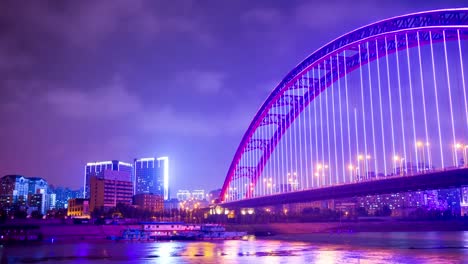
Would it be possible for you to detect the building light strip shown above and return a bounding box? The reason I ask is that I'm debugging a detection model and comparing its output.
[157,157,169,200]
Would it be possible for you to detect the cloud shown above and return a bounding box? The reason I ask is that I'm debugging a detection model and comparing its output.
[0,0,213,50]
[292,0,421,30]
[176,70,227,94]
[0,43,32,72]
[139,105,251,137]
[38,75,247,137]
[241,7,283,26]
[44,78,142,119]
[165,17,215,46]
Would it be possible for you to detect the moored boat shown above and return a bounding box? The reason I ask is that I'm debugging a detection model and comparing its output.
[112,222,246,241]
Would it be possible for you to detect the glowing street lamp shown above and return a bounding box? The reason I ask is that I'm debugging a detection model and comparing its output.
[393,155,405,175]
[357,154,365,180]
[316,163,328,187]
[348,164,357,182]
[454,143,464,167]
[464,145,468,167]
[416,141,424,172]
[394,155,400,175]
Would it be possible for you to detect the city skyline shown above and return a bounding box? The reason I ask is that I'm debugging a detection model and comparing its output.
[1,0,467,194]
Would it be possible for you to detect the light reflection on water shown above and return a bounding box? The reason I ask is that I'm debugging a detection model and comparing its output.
[0,232,467,263]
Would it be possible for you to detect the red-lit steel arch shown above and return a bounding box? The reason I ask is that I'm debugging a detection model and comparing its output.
[220,8,468,202]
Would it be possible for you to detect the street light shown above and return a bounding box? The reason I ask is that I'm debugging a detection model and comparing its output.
[454,143,464,167]
[366,155,372,180]
[348,164,357,182]
[357,154,364,181]
[416,141,425,172]
[394,155,400,175]
[394,155,405,175]
[316,163,328,187]
[464,145,468,168]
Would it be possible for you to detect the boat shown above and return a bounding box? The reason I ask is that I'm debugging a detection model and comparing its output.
[0,224,43,244]
[112,222,246,241]
[197,224,247,240]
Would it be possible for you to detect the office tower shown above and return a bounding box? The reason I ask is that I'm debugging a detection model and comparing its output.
[84,160,133,198]
[89,170,133,212]
[134,158,160,195]
[134,157,170,200]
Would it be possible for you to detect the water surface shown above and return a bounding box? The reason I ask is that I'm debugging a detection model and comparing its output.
[1,231,467,263]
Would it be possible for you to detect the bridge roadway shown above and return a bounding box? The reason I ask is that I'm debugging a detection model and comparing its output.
[220,168,468,208]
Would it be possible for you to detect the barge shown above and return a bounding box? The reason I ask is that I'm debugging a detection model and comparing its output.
[112,222,246,241]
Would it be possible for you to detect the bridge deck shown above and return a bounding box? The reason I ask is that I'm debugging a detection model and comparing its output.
[221,168,468,208]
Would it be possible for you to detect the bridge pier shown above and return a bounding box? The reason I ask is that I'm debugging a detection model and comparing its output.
[461,186,468,216]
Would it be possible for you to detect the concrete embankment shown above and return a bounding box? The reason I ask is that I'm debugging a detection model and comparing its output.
[228,220,468,235]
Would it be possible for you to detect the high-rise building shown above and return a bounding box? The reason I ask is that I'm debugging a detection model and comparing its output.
[0,175,49,214]
[89,170,133,212]
[177,190,191,201]
[191,190,205,201]
[134,157,169,200]
[134,158,161,196]
[84,160,133,198]
[157,157,169,200]
[27,177,49,214]
[0,175,29,210]
[49,186,82,209]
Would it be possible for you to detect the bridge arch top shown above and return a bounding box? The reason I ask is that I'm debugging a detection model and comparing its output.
[220,8,468,202]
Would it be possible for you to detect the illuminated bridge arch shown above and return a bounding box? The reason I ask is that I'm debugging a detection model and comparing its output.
[220,9,468,203]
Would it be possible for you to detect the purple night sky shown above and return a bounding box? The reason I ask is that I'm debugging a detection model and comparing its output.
[0,0,466,195]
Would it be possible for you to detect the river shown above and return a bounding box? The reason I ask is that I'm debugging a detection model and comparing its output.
[1,231,467,263]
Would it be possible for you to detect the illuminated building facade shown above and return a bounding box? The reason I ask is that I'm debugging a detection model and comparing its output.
[0,175,29,209]
[133,193,164,212]
[134,157,169,200]
[176,190,191,201]
[50,186,81,209]
[84,160,133,198]
[0,175,49,214]
[89,170,133,212]
[191,190,205,200]
[67,198,90,218]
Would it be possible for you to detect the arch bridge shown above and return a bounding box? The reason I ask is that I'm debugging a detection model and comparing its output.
[220,9,468,207]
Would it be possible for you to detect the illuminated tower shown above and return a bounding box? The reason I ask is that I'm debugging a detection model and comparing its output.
[134,157,169,200]
[83,160,133,198]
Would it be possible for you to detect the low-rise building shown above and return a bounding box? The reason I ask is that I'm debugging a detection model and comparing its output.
[89,170,133,212]
[67,198,90,218]
[133,194,164,212]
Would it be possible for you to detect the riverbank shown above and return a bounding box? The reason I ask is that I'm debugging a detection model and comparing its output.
[227,220,468,235]
[4,219,468,243]
[39,224,140,242]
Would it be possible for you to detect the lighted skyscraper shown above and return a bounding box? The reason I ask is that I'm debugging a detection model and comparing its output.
[134,157,169,200]
[83,160,133,198]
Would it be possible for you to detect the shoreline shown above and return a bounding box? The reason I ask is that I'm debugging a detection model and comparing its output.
[2,219,468,243]
[228,220,468,235]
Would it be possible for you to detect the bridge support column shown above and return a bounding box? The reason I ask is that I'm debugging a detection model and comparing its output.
[461,186,468,217]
